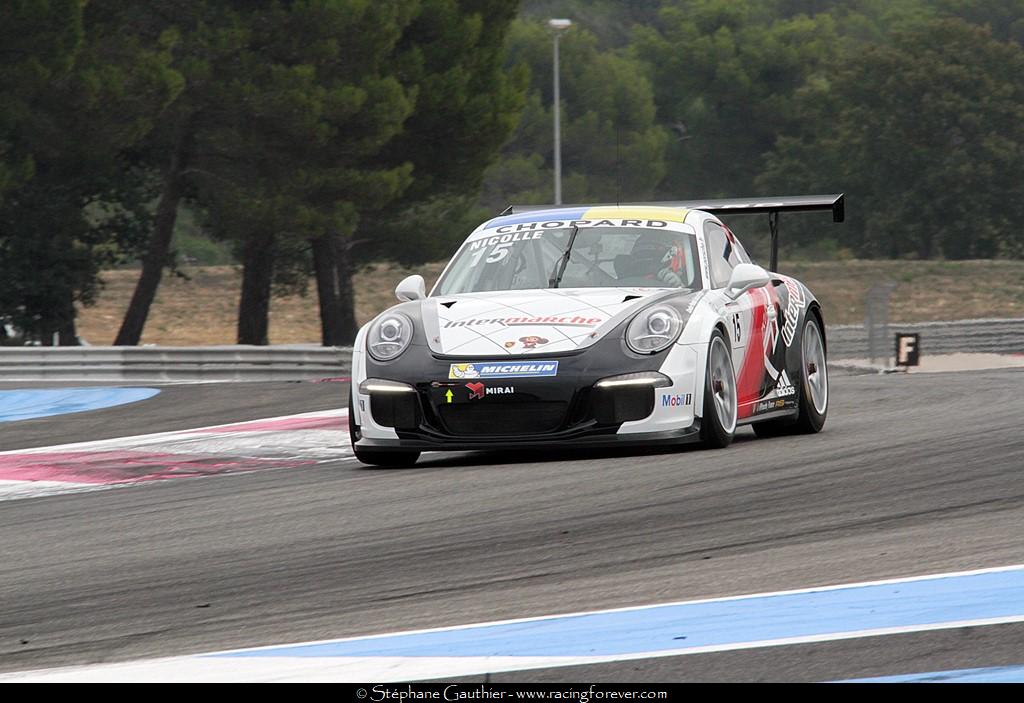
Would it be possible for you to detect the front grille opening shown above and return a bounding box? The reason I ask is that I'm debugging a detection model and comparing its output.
[439,401,568,436]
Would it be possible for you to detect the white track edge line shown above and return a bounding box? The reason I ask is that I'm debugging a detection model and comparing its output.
[0,408,349,456]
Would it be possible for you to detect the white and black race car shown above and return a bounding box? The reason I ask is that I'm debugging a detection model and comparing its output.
[349,195,844,467]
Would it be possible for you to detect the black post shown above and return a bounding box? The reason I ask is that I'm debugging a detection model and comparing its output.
[769,210,780,272]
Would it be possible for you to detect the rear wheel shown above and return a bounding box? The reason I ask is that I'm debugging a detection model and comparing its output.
[752,314,828,437]
[349,390,421,467]
[793,314,828,433]
[700,330,737,448]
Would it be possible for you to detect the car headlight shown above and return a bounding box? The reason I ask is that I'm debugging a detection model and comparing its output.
[625,305,684,354]
[367,312,414,361]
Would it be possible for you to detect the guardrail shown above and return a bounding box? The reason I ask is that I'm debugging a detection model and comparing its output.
[1,318,1021,381]
[0,345,353,382]
[826,318,1024,360]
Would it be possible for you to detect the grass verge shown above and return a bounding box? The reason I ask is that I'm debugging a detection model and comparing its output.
[75,259,1024,345]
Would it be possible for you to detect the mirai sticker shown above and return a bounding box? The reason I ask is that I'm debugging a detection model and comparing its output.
[448,361,559,380]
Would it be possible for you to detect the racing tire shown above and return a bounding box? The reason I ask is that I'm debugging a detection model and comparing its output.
[752,314,828,437]
[699,329,737,449]
[349,390,421,468]
[792,314,828,433]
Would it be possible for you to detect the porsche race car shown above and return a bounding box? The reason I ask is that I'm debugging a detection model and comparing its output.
[349,194,844,466]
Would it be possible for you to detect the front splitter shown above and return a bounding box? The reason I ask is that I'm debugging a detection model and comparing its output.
[354,421,703,453]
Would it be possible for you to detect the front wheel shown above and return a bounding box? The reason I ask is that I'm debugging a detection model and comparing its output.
[700,330,737,448]
[349,390,421,467]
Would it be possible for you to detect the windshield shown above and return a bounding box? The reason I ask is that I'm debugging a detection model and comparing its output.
[435,226,702,295]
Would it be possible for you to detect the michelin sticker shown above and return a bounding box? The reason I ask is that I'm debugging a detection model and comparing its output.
[449,361,559,380]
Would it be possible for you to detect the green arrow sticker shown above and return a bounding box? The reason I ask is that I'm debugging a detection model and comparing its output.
[445,389,453,404]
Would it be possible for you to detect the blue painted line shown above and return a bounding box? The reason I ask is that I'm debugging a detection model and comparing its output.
[842,665,1024,683]
[212,567,1024,659]
[0,387,160,423]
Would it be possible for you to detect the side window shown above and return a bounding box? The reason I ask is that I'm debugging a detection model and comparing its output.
[703,221,735,288]
[722,224,751,264]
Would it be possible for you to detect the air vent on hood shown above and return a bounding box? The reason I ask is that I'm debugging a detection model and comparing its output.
[622,295,642,303]
[440,301,456,308]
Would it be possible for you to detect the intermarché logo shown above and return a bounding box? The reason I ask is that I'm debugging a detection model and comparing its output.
[363,685,671,702]
[443,315,603,328]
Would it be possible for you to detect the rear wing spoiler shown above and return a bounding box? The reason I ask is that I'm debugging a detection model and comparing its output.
[501,193,845,272]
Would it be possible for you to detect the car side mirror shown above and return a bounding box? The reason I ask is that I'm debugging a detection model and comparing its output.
[725,263,770,300]
[395,274,426,302]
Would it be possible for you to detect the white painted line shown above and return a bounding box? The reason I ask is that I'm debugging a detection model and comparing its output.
[0,479,113,501]
[0,408,348,456]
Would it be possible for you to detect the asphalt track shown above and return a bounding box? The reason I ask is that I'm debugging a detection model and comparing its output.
[0,368,1022,681]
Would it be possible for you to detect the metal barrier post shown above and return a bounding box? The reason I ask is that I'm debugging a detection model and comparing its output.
[865,281,897,365]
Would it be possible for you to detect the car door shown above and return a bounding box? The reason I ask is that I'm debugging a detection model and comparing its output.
[703,220,774,419]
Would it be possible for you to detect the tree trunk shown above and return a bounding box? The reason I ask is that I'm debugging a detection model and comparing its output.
[312,233,358,346]
[237,229,275,345]
[39,293,79,346]
[312,235,341,345]
[57,315,78,346]
[113,122,192,346]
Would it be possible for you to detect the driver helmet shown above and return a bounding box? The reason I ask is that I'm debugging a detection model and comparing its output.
[630,233,688,279]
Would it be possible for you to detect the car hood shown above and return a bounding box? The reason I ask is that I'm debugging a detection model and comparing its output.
[420,287,680,356]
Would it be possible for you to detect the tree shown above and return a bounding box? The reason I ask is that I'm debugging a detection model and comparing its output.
[0,0,180,344]
[936,0,1024,44]
[477,18,670,211]
[520,0,663,48]
[113,0,253,346]
[0,1,84,343]
[223,0,419,345]
[631,0,840,199]
[0,0,83,205]
[111,1,522,347]
[310,0,528,345]
[109,0,414,346]
[759,18,1024,259]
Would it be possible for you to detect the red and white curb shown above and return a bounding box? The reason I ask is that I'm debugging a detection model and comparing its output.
[0,409,353,501]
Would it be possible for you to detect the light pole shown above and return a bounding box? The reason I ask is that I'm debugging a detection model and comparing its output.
[549,18,572,204]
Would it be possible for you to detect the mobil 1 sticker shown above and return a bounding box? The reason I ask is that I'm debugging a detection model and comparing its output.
[449,360,558,380]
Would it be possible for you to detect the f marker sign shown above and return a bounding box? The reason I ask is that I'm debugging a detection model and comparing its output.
[896,333,920,367]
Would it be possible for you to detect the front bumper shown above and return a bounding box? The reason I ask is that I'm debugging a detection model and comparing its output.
[352,337,700,452]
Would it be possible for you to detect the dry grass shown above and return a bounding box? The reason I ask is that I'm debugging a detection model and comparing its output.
[786,260,1024,325]
[77,262,447,346]
[76,259,1024,345]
